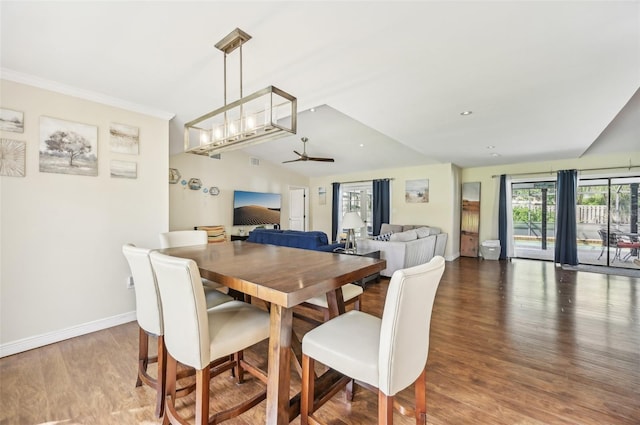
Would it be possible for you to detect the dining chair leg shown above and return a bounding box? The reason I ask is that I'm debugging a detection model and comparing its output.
[300,354,315,425]
[234,351,244,384]
[414,368,427,425]
[378,390,394,425]
[155,336,167,418]
[163,354,178,425]
[136,326,148,387]
[345,379,355,401]
[195,367,210,425]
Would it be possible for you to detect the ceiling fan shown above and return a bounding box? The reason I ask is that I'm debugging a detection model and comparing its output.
[283,137,335,163]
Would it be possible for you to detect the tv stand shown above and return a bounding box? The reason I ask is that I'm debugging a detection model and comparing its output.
[231,235,249,241]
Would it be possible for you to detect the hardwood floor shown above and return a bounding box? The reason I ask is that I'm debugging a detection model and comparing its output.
[1,257,638,424]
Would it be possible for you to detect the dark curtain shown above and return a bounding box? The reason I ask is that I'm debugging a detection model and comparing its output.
[498,175,508,260]
[331,182,341,242]
[372,179,390,235]
[554,169,578,265]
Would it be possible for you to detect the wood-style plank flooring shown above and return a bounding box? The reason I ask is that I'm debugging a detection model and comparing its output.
[1,257,638,424]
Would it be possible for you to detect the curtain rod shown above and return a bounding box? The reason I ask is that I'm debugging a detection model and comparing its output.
[332,178,395,185]
[491,162,639,178]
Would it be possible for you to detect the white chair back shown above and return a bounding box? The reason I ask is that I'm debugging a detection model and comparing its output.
[122,244,163,336]
[159,230,208,249]
[149,251,210,370]
[378,255,445,395]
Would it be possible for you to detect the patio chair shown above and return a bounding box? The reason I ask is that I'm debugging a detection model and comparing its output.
[614,233,640,262]
[597,229,621,261]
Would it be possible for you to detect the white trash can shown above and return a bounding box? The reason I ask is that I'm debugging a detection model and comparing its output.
[480,240,501,260]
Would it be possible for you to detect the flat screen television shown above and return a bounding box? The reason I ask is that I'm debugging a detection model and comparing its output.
[233,190,281,226]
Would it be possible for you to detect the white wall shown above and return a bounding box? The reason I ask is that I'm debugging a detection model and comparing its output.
[0,80,170,356]
[462,151,640,244]
[169,152,309,235]
[309,163,459,260]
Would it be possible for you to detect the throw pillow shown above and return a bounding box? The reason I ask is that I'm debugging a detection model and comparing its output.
[415,227,432,238]
[390,229,418,242]
[372,232,393,241]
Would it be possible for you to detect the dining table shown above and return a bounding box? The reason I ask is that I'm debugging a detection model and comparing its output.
[157,240,386,424]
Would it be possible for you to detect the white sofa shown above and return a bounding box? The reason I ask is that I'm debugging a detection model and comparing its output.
[358,224,447,277]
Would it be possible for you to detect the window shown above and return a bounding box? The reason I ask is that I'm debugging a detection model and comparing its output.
[340,182,372,238]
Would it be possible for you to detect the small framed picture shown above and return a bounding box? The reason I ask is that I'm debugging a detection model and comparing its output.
[0,108,24,133]
[109,123,139,155]
[110,160,137,179]
[405,179,429,203]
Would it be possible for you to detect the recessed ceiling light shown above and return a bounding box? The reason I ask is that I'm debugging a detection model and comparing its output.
[490,152,501,157]
[309,108,316,112]
[359,143,364,147]
[460,110,473,116]
[486,145,495,149]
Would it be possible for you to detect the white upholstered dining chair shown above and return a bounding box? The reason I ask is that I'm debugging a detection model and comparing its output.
[149,251,271,425]
[297,283,364,323]
[159,230,229,293]
[300,256,445,425]
[121,244,233,418]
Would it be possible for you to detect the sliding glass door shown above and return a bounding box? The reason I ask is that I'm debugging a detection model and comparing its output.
[511,181,556,261]
[579,177,639,268]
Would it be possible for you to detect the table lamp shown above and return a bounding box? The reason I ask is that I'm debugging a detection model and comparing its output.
[342,212,365,253]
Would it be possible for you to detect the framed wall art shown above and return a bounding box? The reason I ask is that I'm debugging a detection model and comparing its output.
[0,108,24,133]
[39,116,98,176]
[109,122,139,155]
[405,179,429,203]
[110,160,137,179]
[0,138,26,177]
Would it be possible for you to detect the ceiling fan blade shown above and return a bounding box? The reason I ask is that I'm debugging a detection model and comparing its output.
[293,150,303,157]
[282,158,304,164]
[308,157,335,162]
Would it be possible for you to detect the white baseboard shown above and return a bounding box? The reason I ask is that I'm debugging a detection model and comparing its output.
[446,252,460,261]
[0,311,137,358]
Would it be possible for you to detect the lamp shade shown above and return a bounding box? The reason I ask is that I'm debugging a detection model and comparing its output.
[342,212,365,229]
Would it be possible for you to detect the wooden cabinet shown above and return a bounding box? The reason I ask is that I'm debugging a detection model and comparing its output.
[461,232,479,257]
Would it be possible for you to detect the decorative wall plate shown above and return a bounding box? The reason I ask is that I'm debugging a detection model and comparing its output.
[0,138,26,177]
[188,178,202,190]
[210,186,220,196]
[169,168,181,184]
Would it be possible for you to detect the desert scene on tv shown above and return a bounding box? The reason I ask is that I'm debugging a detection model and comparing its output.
[233,191,281,226]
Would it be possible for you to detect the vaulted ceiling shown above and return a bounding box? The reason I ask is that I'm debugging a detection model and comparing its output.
[1,1,638,177]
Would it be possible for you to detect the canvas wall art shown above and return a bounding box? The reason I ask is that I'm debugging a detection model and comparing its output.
[0,138,26,177]
[110,160,137,179]
[39,116,98,176]
[318,187,326,205]
[405,179,429,203]
[461,182,481,257]
[0,108,24,133]
[109,123,139,155]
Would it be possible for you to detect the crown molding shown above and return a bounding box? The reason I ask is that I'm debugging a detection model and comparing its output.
[1,68,175,121]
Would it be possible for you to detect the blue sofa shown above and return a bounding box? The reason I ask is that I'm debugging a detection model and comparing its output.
[247,229,344,252]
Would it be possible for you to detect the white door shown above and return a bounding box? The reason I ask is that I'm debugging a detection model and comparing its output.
[289,187,306,231]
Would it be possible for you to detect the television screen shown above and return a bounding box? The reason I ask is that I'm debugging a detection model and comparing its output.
[233,190,281,226]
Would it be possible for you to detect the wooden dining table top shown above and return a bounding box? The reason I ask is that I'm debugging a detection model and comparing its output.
[156,240,386,308]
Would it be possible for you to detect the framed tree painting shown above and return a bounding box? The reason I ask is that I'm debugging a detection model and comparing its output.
[39,116,98,176]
